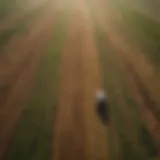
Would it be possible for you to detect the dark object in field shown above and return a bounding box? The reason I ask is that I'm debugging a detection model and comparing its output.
[96,91,109,125]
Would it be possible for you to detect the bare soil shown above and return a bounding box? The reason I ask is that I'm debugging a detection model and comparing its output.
[53,0,109,160]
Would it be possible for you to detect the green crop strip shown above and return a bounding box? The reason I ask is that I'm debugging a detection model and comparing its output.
[117,6,160,70]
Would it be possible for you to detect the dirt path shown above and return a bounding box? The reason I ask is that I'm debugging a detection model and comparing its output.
[78,1,109,159]
[0,4,61,159]
[54,0,109,159]
[53,12,85,160]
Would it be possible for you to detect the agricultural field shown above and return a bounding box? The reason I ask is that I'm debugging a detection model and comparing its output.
[110,0,160,70]
[0,0,159,160]
[110,0,160,22]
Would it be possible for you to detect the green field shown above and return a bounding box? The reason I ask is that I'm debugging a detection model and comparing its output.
[95,26,158,160]
[0,0,17,19]
[0,1,51,50]
[0,0,47,19]
[0,0,27,19]
[4,6,70,160]
[86,0,159,159]
[115,5,160,70]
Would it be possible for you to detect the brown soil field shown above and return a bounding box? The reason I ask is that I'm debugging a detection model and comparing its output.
[53,0,109,160]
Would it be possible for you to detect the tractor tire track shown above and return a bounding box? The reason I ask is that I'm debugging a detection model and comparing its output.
[79,0,109,159]
[53,10,86,160]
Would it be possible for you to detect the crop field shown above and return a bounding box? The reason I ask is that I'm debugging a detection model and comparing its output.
[0,0,159,160]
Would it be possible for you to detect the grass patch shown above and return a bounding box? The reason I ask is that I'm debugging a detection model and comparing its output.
[0,0,17,19]
[119,7,160,69]
[5,5,71,160]
[0,0,46,19]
